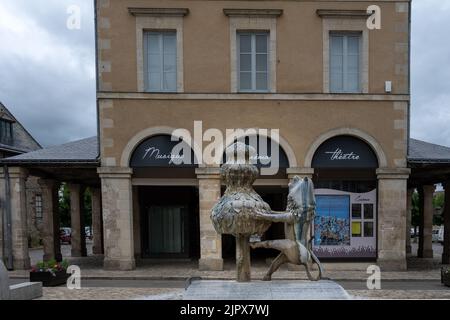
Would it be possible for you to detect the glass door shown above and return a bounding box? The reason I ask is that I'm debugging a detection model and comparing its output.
[148,206,187,256]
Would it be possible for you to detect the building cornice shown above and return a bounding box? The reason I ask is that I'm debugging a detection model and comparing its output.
[316,9,371,19]
[223,8,283,18]
[128,7,190,17]
[97,92,410,102]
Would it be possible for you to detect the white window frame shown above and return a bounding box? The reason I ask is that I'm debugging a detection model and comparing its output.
[135,16,184,93]
[321,18,369,94]
[329,32,362,93]
[237,32,270,93]
[144,31,178,93]
[229,17,277,93]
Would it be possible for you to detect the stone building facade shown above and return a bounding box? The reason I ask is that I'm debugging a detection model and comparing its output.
[0,102,42,258]
[95,0,412,270]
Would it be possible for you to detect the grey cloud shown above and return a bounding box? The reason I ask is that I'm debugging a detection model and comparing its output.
[0,0,449,149]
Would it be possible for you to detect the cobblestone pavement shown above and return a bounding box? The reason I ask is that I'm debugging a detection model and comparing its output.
[37,287,184,300]
[10,259,443,281]
[35,288,450,300]
[349,290,450,300]
[14,242,448,300]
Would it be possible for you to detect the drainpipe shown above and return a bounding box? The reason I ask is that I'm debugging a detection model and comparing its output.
[2,165,13,270]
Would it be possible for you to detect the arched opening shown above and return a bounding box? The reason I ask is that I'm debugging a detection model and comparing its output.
[130,134,199,260]
[311,135,378,261]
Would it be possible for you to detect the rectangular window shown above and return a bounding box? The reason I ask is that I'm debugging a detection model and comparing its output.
[351,203,362,219]
[35,194,43,220]
[330,33,361,93]
[364,221,374,237]
[0,119,13,145]
[238,32,269,92]
[144,31,177,92]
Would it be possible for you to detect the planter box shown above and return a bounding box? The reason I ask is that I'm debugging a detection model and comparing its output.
[441,266,450,287]
[30,271,69,287]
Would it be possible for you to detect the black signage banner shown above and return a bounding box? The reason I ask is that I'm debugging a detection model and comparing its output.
[312,136,378,168]
[130,135,196,168]
[222,136,290,168]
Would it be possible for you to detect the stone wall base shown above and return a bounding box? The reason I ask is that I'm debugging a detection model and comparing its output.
[420,249,434,259]
[376,258,407,271]
[14,258,31,270]
[104,258,136,271]
[199,258,224,271]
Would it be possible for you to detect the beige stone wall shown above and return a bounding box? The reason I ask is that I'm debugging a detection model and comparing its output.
[100,98,408,169]
[97,0,410,95]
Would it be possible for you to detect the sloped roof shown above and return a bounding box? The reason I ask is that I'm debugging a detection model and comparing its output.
[408,138,450,163]
[0,136,99,165]
[0,101,42,153]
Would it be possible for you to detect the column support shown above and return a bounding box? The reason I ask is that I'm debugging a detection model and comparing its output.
[196,167,224,271]
[38,179,62,262]
[68,184,87,257]
[406,188,414,255]
[98,167,135,270]
[1,167,31,270]
[418,185,435,258]
[91,187,103,255]
[443,181,450,264]
[376,168,410,271]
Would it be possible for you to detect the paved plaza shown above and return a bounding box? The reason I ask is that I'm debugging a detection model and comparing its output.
[7,242,448,300]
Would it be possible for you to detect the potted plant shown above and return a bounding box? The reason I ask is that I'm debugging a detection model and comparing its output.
[30,259,70,287]
[442,266,450,287]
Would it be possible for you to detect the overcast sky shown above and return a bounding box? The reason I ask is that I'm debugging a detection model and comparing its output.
[0,0,449,148]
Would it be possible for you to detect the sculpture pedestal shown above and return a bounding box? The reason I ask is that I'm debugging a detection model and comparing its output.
[236,235,251,282]
[184,280,351,300]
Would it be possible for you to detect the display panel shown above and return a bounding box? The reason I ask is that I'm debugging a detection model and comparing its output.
[314,195,350,246]
[313,189,377,259]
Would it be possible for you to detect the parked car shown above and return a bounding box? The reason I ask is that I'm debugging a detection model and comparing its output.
[439,226,444,244]
[85,226,93,240]
[432,228,441,243]
[60,228,71,244]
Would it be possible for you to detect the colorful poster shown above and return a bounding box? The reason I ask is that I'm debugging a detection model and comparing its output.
[314,195,350,246]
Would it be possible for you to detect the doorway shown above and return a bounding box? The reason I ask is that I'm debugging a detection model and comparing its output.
[139,186,199,259]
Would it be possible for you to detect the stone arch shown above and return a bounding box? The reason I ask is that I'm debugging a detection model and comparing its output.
[120,126,203,167]
[304,127,387,168]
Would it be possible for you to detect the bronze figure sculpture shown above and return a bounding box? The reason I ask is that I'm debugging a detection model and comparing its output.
[251,176,324,281]
[211,142,272,282]
[211,142,323,282]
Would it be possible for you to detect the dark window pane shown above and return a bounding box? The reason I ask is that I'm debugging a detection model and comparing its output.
[364,222,374,237]
[239,34,251,53]
[256,34,268,53]
[352,204,362,219]
[364,204,374,219]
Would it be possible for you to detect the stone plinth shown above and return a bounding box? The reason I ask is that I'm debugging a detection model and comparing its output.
[184,280,351,300]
